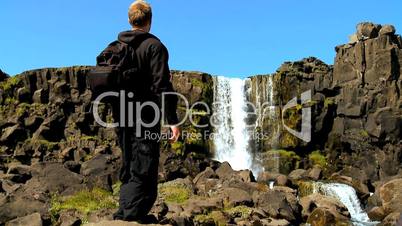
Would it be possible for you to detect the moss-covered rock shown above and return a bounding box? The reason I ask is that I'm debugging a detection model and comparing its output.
[308,151,327,169]
[50,188,118,223]
[158,180,193,204]
[194,211,228,226]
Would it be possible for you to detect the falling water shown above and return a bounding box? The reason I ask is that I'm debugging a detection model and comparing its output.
[269,181,275,190]
[212,76,252,171]
[314,182,379,226]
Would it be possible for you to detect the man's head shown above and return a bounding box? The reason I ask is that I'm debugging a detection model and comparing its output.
[128,0,152,32]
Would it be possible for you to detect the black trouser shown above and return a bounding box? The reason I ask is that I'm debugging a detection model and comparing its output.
[113,128,160,221]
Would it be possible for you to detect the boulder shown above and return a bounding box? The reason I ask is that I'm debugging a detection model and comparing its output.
[192,167,217,185]
[367,206,386,221]
[308,167,322,181]
[306,207,345,226]
[238,170,256,183]
[288,169,308,181]
[80,154,120,190]
[356,22,381,40]
[379,178,402,215]
[379,25,396,36]
[32,89,48,104]
[254,190,298,222]
[381,212,402,226]
[26,162,85,195]
[182,196,223,215]
[300,193,350,221]
[215,161,235,180]
[16,87,31,103]
[220,187,253,207]
[5,213,42,226]
[257,172,289,186]
[0,125,26,145]
[0,196,46,224]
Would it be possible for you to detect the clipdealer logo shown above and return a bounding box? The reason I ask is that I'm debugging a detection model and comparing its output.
[91,90,312,142]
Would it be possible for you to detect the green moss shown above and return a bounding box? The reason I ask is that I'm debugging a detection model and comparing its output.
[171,141,185,156]
[50,188,118,223]
[16,103,30,117]
[297,181,316,197]
[360,130,369,137]
[81,136,97,141]
[276,149,300,160]
[190,78,204,88]
[194,211,227,226]
[158,182,192,204]
[112,181,122,196]
[224,205,253,219]
[33,139,59,151]
[309,151,327,168]
[4,97,16,105]
[0,76,21,94]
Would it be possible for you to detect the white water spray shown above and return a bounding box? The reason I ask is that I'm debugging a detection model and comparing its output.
[212,76,252,171]
[314,182,379,226]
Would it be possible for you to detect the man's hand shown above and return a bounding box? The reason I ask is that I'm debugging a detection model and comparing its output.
[169,126,180,142]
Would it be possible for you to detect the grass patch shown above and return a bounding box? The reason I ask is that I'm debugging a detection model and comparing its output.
[158,182,192,204]
[276,149,300,160]
[360,130,369,137]
[224,205,253,219]
[309,150,327,168]
[194,211,227,226]
[50,188,118,222]
[297,181,316,197]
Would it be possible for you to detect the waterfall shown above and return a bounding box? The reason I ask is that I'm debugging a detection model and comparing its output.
[314,182,379,226]
[212,76,253,171]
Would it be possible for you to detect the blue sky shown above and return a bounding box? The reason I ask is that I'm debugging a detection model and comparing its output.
[1,0,401,77]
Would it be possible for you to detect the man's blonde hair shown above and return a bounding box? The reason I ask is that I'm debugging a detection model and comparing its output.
[128,0,152,27]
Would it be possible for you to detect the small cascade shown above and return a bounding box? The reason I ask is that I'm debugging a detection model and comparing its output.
[212,76,253,171]
[269,181,275,190]
[314,182,379,226]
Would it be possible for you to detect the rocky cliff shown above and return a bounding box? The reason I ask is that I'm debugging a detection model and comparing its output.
[0,22,401,226]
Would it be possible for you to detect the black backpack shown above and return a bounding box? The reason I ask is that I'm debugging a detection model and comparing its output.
[87,36,149,98]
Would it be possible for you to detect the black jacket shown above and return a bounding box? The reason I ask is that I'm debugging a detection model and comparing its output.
[117,30,179,126]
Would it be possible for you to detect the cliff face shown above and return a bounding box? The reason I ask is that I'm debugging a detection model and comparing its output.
[247,23,401,184]
[0,67,214,223]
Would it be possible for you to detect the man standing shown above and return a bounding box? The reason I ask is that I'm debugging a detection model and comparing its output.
[112,0,180,222]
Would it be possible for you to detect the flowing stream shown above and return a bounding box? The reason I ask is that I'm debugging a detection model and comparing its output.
[314,182,379,226]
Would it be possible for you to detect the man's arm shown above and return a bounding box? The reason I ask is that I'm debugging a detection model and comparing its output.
[149,42,180,141]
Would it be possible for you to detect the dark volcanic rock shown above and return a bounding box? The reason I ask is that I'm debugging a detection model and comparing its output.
[5,212,42,226]
[0,70,9,82]
[356,22,381,40]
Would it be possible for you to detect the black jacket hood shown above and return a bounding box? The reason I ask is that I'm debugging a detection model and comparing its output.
[118,30,158,44]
